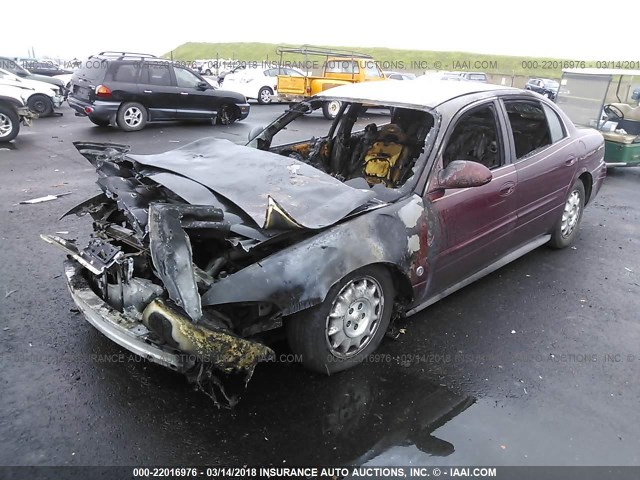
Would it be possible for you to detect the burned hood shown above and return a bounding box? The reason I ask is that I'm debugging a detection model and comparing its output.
[126,137,376,230]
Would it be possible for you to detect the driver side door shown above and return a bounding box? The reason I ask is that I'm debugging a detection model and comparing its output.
[173,66,216,120]
[424,100,518,296]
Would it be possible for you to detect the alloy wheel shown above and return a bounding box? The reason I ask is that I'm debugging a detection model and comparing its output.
[325,276,384,358]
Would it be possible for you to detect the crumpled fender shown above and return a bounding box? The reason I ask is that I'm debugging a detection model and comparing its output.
[202,196,429,315]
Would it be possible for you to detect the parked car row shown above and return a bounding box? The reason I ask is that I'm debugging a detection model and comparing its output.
[221,66,306,104]
[0,68,64,116]
[10,57,74,77]
[0,56,67,116]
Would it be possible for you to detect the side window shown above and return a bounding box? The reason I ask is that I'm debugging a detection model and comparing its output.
[109,63,139,83]
[503,100,552,159]
[442,104,502,170]
[542,104,566,143]
[140,63,172,86]
[174,67,201,88]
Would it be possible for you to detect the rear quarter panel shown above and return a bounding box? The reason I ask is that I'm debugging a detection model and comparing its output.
[556,95,607,203]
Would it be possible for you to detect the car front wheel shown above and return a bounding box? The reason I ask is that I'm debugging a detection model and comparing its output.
[0,105,20,142]
[116,102,148,131]
[257,87,273,105]
[27,94,54,117]
[549,179,585,249]
[286,265,395,374]
[215,104,237,125]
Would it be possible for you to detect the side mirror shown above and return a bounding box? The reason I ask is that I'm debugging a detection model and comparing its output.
[437,160,492,189]
[248,125,264,142]
[197,81,209,90]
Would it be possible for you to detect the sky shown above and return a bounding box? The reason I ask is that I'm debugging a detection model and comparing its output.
[4,0,637,61]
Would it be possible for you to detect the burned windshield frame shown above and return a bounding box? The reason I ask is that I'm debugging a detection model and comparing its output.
[247,100,439,200]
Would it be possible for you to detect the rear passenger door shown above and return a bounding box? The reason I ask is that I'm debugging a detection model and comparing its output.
[138,62,178,120]
[500,98,577,242]
[107,61,141,98]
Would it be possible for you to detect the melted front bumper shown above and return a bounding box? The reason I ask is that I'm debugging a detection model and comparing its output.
[64,259,192,372]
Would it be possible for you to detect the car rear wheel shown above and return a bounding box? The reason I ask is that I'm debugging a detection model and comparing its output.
[286,265,394,374]
[0,105,20,142]
[257,87,273,105]
[215,104,237,125]
[27,94,54,117]
[322,100,342,120]
[89,117,110,127]
[549,179,585,249]
[116,102,148,131]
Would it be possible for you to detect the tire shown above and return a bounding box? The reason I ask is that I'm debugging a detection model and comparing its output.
[88,117,110,127]
[215,104,237,125]
[257,87,273,105]
[27,94,54,117]
[0,105,20,142]
[286,265,395,374]
[548,179,586,249]
[322,100,342,120]
[205,69,212,76]
[116,102,148,131]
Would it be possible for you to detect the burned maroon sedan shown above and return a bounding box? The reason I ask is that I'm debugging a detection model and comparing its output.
[43,80,606,402]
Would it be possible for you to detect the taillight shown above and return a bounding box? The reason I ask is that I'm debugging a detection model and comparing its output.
[95,84,112,98]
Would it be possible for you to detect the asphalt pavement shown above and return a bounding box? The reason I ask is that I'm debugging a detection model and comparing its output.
[0,104,639,469]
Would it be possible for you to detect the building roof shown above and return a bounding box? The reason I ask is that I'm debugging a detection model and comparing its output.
[563,68,640,77]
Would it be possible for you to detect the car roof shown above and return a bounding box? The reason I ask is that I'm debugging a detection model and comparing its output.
[315,79,516,109]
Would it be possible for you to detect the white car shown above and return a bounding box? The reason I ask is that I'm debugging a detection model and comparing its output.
[0,68,64,116]
[222,67,305,104]
[0,84,38,142]
[53,73,73,92]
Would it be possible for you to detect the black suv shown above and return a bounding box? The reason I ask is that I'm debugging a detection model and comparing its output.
[68,52,250,131]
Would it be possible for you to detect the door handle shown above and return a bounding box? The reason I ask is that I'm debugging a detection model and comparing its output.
[499,181,516,197]
[565,155,577,166]
[143,90,152,93]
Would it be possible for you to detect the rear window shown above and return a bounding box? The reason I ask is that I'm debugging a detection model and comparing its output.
[325,60,360,74]
[72,57,110,84]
